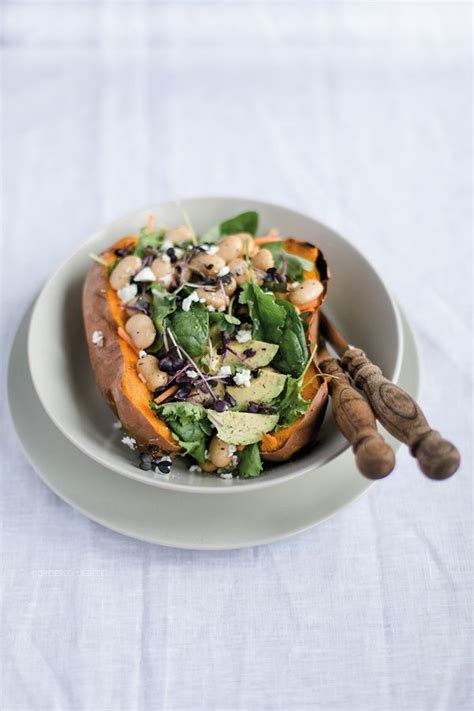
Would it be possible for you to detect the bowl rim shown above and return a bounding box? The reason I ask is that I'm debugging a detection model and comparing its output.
[28,195,404,494]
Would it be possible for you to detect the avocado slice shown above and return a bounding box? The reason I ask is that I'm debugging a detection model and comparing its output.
[227,368,287,407]
[207,411,278,445]
[226,340,279,368]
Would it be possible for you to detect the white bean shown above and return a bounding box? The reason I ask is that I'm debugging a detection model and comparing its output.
[151,258,173,281]
[196,288,229,311]
[109,255,142,290]
[190,253,226,277]
[166,225,194,243]
[288,279,324,306]
[252,248,274,271]
[217,235,243,262]
[136,354,168,391]
[125,314,156,349]
[209,436,233,468]
[228,258,250,285]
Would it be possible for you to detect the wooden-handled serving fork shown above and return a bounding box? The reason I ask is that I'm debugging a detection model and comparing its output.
[319,312,461,480]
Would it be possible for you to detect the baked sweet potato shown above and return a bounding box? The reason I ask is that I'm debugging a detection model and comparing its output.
[83,214,330,475]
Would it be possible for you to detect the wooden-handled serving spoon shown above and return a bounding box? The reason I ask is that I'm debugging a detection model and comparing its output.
[319,312,461,480]
[317,339,396,480]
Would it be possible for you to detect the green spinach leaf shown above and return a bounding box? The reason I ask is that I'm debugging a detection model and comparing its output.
[271,299,308,377]
[209,311,240,336]
[238,443,263,478]
[238,282,286,343]
[263,242,306,282]
[155,402,212,465]
[220,211,259,236]
[168,303,209,358]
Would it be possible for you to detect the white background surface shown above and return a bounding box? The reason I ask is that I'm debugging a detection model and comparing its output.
[1,2,472,710]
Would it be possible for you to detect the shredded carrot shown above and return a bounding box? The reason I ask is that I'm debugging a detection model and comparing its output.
[147,213,155,233]
[117,327,141,355]
[296,298,320,313]
[154,385,178,405]
[255,230,282,246]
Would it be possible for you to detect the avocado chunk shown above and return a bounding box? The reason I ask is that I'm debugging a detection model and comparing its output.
[226,340,279,368]
[227,368,287,407]
[207,411,278,445]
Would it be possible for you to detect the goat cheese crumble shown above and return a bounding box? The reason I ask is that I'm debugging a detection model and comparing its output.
[91,330,104,348]
[235,329,252,343]
[121,435,136,450]
[233,369,252,387]
[134,267,156,282]
[117,283,138,304]
[182,290,200,312]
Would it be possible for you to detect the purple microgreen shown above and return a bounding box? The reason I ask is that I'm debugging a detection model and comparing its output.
[166,328,217,402]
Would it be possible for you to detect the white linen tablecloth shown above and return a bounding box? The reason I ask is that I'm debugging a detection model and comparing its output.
[1,2,472,709]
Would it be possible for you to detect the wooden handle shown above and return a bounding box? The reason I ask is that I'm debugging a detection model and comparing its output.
[341,348,461,480]
[319,356,396,480]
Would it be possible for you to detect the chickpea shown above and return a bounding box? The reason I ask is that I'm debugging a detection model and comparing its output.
[288,279,324,307]
[196,287,228,311]
[252,248,274,271]
[165,225,194,243]
[190,252,226,278]
[217,235,243,262]
[151,257,173,282]
[125,314,156,349]
[228,258,250,286]
[109,255,142,290]
[136,354,168,391]
[209,436,234,468]
[223,276,237,297]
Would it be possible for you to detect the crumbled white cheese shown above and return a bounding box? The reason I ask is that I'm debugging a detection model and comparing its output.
[207,305,216,312]
[159,274,172,286]
[189,464,202,473]
[217,365,232,377]
[218,266,230,277]
[134,267,156,282]
[186,369,198,379]
[117,283,138,304]
[207,245,219,255]
[233,369,252,387]
[220,472,233,480]
[139,350,147,359]
[161,240,174,251]
[91,330,104,348]
[113,419,123,430]
[235,329,252,343]
[121,435,136,450]
[182,290,200,312]
[160,253,171,263]
[228,444,237,455]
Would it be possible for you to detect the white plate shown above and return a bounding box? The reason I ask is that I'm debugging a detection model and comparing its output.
[8,307,419,549]
[27,197,404,492]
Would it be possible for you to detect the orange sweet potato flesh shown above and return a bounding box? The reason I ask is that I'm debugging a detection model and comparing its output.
[83,236,180,453]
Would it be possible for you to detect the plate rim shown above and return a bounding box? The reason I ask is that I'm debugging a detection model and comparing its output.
[9,305,419,549]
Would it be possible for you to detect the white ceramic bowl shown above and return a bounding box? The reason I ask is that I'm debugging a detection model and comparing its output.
[28,197,403,493]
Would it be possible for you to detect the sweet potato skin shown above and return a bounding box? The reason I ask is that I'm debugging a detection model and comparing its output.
[82,241,179,453]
